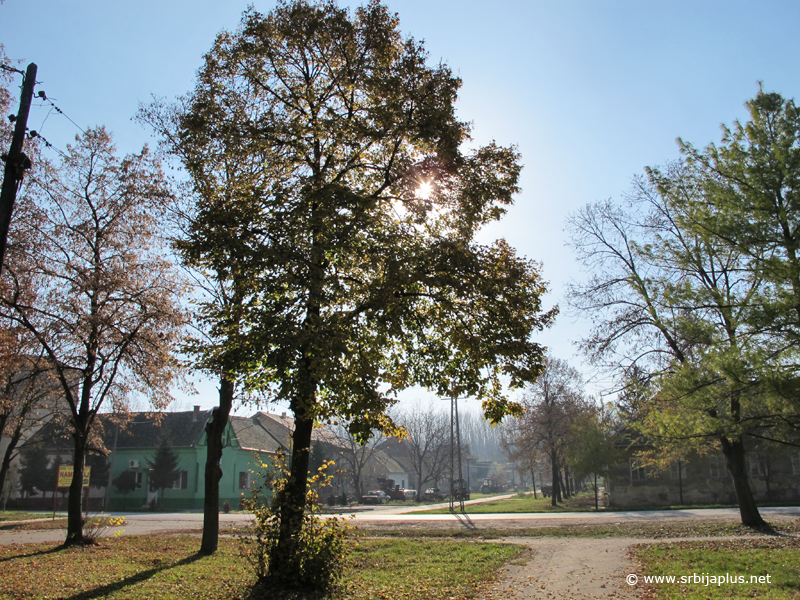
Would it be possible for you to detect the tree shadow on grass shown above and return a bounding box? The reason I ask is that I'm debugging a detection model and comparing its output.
[59,553,205,600]
[754,521,792,538]
[453,512,477,530]
[0,544,65,563]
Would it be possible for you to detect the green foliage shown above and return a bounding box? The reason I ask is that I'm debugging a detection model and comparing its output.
[146,438,180,500]
[566,403,618,480]
[241,451,355,591]
[112,470,138,496]
[18,451,55,496]
[567,89,800,526]
[85,452,110,490]
[144,0,554,436]
[143,0,555,564]
[674,89,800,405]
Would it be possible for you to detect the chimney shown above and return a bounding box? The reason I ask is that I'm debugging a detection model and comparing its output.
[193,405,201,422]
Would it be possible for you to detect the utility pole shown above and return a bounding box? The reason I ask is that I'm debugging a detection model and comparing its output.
[0,62,37,275]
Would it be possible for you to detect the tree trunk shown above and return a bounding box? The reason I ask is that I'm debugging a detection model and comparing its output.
[0,424,23,494]
[550,449,559,507]
[720,436,766,528]
[199,377,234,555]
[530,467,537,499]
[677,460,684,505]
[594,473,598,510]
[65,426,88,545]
[353,467,362,502]
[271,406,314,580]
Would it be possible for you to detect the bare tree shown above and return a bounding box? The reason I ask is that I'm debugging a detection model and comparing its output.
[566,168,772,527]
[0,128,186,544]
[328,421,387,499]
[395,405,449,498]
[502,419,547,496]
[507,356,584,506]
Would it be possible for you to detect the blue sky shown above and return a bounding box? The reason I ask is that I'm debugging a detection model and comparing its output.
[2,0,799,411]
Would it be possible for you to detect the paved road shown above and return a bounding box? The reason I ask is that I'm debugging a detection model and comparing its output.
[2,505,799,545]
[352,505,800,523]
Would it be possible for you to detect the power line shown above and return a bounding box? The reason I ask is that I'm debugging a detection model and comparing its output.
[28,130,69,161]
[34,90,86,134]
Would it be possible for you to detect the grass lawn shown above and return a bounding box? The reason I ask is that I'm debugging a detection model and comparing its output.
[355,492,506,509]
[0,512,56,523]
[411,491,600,514]
[632,538,800,599]
[0,515,125,533]
[0,534,521,600]
[365,519,800,540]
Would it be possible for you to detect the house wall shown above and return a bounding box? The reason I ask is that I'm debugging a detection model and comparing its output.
[108,446,272,511]
[607,448,800,508]
[109,447,200,510]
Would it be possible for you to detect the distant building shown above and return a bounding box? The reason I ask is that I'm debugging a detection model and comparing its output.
[18,408,339,511]
[607,430,800,507]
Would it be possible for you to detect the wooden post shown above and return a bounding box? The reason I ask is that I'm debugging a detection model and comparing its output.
[0,63,37,274]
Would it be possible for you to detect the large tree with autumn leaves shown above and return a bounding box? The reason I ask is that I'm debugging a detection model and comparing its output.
[143,0,556,570]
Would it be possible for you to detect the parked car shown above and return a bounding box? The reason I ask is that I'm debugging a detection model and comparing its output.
[423,488,446,501]
[480,477,504,494]
[360,490,389,504]
[401,489,417,500]
[385,487,406,501]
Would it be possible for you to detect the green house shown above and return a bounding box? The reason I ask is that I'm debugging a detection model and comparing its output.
[22,407,293,511]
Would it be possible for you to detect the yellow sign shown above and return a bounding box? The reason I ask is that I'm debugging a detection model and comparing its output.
[57,465,91,488]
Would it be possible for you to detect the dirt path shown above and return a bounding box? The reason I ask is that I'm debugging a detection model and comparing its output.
[482,537,640,600]
[480,531,800,600]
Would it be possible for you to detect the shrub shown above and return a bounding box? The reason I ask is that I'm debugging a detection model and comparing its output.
[240,450,355,591]
[81,514,126,544]
[222,500,231,513]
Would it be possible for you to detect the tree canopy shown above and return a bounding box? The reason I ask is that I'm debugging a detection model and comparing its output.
[0,127,186,544]
[566,88,800,527]
[144,0,556,568]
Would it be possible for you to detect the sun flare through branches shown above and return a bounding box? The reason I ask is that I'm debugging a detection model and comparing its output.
[415,180,433,200]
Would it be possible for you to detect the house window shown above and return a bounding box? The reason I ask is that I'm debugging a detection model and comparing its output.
[172,471,188,490]
[134,472,143,490]
[709,456,727,478]
[630,458,647,482]
[239,471,251,490]
[670,462,686,480]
